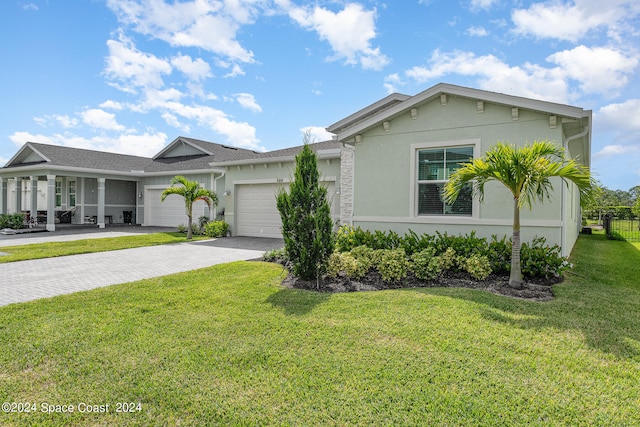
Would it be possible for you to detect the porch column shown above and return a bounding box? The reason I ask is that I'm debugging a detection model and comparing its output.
[14,177,22,214]
[46,175,56,231]
[30,176,38,218]
[97,178,105,228]
[0,177,7,214]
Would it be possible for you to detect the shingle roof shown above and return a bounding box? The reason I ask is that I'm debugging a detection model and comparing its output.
[1,137,341,175]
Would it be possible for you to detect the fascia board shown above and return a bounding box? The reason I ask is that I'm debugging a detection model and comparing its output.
[334,83,589,141]
[0,164,225,180]
[4,142,51,167]
[152,137,213,160]
[210,150,340,168]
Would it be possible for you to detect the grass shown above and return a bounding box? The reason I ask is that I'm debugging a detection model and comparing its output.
[1,234,639,425]
[0,232,208,263]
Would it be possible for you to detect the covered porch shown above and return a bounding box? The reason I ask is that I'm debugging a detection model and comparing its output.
[0,175,141,231]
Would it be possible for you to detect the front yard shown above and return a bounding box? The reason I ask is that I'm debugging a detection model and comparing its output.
[0,233,638,425]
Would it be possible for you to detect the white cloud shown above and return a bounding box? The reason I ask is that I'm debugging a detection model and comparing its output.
[288,3,389,70]
[595,99,640,151]
[512,0,640,42]
[403,49,570,103]
[161,112,191,133]
[383,73,403,94]
[106,0,256,64]
[170,54,212,81]
[546,45,638,95]
[158,101,263,151]
[594,144,640,158]
[80,109,126,131]
[395,45,638,103]
[465,26,488,37]
[104,35,172,92]
[9,131,55,147]
[33,115,79,129]
[99,100,125,110]
[470,0,498,10]
[300,126,335,143]
[22,3,38,11]
[55,115,79,128]
[234,93,262,113]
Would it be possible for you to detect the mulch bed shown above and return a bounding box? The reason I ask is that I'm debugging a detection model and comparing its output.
[280,269,561,301]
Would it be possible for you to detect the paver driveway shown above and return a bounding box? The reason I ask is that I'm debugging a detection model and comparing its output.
[0,231,283,307]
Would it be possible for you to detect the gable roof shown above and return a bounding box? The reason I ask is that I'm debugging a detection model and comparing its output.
[3,142,152,174]
[1,137,340,176]
[327,83,592,142]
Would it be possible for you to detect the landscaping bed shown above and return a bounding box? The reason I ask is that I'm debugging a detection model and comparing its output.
[281,269,558,301]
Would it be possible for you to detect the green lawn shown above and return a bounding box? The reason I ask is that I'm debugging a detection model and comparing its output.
[0,232,207,263]
[0,234,638,426]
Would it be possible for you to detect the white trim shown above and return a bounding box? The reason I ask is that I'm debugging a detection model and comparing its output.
[409,139,481,219]
[331,83,590,141]
[352,215,562,228]
[232,176,337,186]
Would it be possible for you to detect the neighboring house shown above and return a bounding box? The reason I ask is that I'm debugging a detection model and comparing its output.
[0,137,259,231]
[0,83,591,255]
[327,83,591,256]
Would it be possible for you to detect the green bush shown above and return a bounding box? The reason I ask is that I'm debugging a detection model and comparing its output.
[263,247,288,264]
[0,213,25,229]
[204,220,229,237]
[326,251,368,280]
[376,249,410,283]
[439,247,459,272]
[463,254,492,281]
[521,237,570,279]
[487,235,511,274]
[349,245,377,272]
[410,248,441,280]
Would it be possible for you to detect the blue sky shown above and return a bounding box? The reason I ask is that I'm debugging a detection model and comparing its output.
[1,0,639,191]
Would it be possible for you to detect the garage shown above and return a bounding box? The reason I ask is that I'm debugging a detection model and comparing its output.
[145,188,207,228]
[235,182,336,239]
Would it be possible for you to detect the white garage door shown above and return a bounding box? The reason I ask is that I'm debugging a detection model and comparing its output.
[236,183,285,238]
[235,182,335,238]
[145,189,207,228]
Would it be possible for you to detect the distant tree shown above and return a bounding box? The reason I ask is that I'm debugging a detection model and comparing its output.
[445,140,593,289]
[629,185,640,204]
[276,136,334,281]
[161,176,218,240]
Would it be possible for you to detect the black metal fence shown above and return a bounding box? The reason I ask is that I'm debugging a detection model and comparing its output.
[603,214,640,241]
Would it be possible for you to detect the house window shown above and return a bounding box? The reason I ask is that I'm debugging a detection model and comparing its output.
[417,146,473,216]
[69,180,76,207]
[55,181,62,207]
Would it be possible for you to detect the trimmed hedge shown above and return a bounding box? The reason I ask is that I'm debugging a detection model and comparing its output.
[0,213,25,230]
[333,225,570,281]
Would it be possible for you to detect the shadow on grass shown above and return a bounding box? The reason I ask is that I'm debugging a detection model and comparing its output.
[266,288,332,316]
[409,234,640,360]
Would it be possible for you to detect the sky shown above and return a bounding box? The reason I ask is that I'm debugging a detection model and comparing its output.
[1,0,639,191]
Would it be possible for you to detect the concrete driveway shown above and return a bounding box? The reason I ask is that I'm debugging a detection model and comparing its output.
[0,230,283,307]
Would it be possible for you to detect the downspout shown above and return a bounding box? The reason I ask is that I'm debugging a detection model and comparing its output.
[214,170,225,220]
[561,125,590,256]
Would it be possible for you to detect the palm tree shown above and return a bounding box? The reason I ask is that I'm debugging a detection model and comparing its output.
[161,176,218,240]
[444,140,593,289]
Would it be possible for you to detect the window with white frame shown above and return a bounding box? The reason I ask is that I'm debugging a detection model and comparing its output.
[417,146,473,216]
[55,180,62,207]
[68,180,76,207]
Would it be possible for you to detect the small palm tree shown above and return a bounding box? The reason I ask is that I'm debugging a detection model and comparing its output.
[444,140,593,289]
[161,176,218,240]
